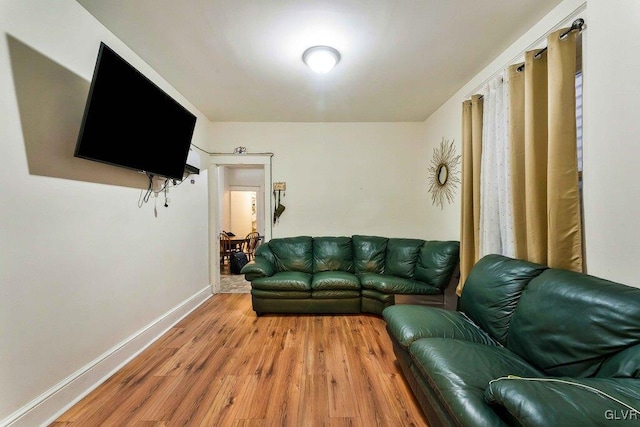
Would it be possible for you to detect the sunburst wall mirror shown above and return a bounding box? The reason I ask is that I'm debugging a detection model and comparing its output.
[428,138,461,209]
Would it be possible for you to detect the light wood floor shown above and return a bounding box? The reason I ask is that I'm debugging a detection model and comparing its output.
[52,294,427,426]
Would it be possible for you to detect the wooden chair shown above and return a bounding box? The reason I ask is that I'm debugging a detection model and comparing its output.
[220,232,236,265]
[243,232,261,261]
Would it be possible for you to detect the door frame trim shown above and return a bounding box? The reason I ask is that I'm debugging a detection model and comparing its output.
[208,154,273,293]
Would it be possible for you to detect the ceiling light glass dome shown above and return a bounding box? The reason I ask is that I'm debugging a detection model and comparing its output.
[302,46,341,74]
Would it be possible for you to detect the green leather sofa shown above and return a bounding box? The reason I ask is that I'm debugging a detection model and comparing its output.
[383,254,640,426]
[240,235,460,315]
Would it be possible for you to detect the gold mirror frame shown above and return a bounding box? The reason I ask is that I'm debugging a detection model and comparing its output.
[428,138,461,209]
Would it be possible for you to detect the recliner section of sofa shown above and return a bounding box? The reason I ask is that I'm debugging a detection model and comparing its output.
[241,235,460,315]
[383,254,640,426]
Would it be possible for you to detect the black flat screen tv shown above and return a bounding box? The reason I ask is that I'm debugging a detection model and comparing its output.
[75,42,197,180]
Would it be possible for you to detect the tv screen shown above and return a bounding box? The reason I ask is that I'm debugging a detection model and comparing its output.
[75,42,197,180]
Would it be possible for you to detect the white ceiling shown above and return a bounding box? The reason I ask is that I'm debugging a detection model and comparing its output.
[76,0,563,122]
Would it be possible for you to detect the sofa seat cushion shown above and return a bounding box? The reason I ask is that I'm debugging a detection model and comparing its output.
[311,271,360,291]
[410,338,543,427]
[359,273,440,295]
[596,343,640,378]
[312,290,361,299]
[383,305,497,349]
[251,289,310,299]
[485,377,640,427]
[361,288,395,301]
[251,271,312,291]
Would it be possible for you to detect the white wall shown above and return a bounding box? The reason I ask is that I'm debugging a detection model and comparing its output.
[228,167,264,187]
[230,191,255,237]
[422,0,640,288]
[228,167,265,237]
[422,99,466,240]
[209,122,441,239]
[582,0,640,286]
[0,1,210,424]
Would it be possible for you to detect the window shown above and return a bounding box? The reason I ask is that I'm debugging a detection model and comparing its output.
[576,70,583,174]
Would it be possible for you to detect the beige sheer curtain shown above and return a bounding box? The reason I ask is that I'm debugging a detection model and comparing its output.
[458,26,583,294]
[458,95,483,295]
[508,28,583,272]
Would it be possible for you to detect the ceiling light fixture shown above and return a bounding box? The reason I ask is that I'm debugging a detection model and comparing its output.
[302,46,341,74]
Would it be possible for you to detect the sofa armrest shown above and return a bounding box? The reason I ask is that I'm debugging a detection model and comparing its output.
[484,376,640,426]
[240,257,276,280]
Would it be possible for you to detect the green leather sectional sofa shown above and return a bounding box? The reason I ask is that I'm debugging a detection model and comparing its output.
[383,254,640,426]
[240,235,460,315]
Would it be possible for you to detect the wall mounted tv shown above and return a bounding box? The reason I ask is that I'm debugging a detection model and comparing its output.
[75,42,197,180]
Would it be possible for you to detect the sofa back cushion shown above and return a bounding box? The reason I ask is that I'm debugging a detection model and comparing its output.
[384,238,425,279]
[353,235,388,274]
[506,269,640,377]
[459,255,547,345]
[413,241,460,290]
[313,236,353,273]
[268,236,314,273]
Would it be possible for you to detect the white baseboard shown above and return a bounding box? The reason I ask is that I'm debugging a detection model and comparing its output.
[2,286,212,427]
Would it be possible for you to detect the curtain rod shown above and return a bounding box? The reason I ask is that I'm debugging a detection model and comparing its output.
[466,1,586,97]
[516,18,584,72]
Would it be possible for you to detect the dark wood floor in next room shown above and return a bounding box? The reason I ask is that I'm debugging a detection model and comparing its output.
[51,293,428,426]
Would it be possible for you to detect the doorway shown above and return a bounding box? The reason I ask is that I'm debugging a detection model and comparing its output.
[208,154,273,293]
